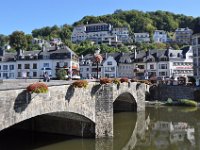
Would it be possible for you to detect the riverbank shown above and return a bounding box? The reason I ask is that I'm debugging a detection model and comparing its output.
[145,100,200,107]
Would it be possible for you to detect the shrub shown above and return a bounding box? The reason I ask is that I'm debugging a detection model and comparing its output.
[112,78,120,85]
[100,78,112,85]
[27,82,48,93]
[138,80,152,85]
[130,79,138,82]
[56,69,67,80]
[120,77,129,83]
[177,99,197,107]
[72,80,88,88]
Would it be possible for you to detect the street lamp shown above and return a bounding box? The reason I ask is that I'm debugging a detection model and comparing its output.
[94,49,102,79]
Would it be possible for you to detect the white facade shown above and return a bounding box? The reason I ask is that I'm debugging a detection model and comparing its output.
[0,62,16,79]
[168,48,193,80]
[80,55,117,79]
[134,33,150,43]
[112,27,130,43]
[71,23,130,44]
[102,56,117,78]
[175,28,193,44]
[0,46,79,80]
[153,30,167,43]
[192,33,200,85]
[71,23,111,43]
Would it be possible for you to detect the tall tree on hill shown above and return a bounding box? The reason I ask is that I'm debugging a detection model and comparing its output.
[9,31,27,52]
[0,34,9,48]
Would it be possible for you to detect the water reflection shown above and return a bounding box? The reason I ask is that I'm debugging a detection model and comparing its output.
[1,106,200,150]
[135,106,200,150]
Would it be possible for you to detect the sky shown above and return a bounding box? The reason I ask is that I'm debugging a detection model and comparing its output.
[0,0,199,35]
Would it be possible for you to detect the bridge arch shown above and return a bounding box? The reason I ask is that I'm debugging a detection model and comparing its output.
[113,92,137,112]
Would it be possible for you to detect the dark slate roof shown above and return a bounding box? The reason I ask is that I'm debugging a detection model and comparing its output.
[39,46,77,56]
[0,52,16,62]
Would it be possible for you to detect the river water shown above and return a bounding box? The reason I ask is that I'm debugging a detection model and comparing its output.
[0,106,200,150]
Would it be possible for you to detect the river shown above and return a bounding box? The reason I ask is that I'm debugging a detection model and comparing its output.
[0,106,200,150]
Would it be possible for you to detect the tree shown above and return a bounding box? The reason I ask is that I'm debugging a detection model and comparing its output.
[0,34,9,48]
[56,69,67,80]
[9,31,27,51]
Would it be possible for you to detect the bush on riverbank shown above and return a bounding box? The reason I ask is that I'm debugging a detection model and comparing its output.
[165,98,197,107]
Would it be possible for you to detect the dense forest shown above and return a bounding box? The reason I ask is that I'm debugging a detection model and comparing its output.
[0,10,200,55]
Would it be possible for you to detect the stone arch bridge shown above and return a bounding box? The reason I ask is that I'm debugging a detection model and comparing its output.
[0,81,149,138]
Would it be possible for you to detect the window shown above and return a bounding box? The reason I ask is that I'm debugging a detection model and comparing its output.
[9,65,14,70]
[64,62,68,67]
[18,72,21,77]
[3,73,8,78]
[86,68,89,71]
[33,72,37,77]
[33,63,37,69]
[9,73,14,78]
[27,72,30,77]
[105,67,115,72]
[107,61,112,65]
[18,64,22,69]
[159,64,167,69]
[43,63,49,68]
[138,65,144,69]
[0,65,1,70]
[150,64,154,69]
[24,64,30,69]
[3,65,8,70]
[159,72,167,76]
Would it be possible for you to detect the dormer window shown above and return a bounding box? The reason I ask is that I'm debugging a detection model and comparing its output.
[170,53,173,57]
[177,53,180,57]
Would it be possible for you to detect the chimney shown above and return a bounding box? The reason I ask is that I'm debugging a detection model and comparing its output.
[42,45,46,52]
[106,53,108,59]
[134,48,137,59]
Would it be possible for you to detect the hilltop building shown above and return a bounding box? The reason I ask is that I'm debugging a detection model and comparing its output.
[175,28,193,44]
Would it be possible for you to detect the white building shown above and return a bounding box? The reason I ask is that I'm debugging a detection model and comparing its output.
[72,23,130,44]
[153,30,167,43]
[0,45,79,80]
[80,53,119,79]
[112,27,130,43]
[71,23,112,43]
[102,55,118,78]
[168,47,193,80]
[134,33,150,43]
[175,27,193,44]
[192,33,200,85]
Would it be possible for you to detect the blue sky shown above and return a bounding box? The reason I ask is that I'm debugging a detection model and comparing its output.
[0,0,199,35]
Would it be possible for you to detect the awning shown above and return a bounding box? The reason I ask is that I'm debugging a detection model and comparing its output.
[72,65,78,69]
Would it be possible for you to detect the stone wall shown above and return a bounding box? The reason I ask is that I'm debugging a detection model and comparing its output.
[0,81,147,138]
[150,85,200,101]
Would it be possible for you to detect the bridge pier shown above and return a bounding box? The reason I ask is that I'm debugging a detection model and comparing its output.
[95,85,113,138]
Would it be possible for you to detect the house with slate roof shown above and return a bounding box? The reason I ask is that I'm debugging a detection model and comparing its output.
[0,45,79,79]
[80,47,193,80]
